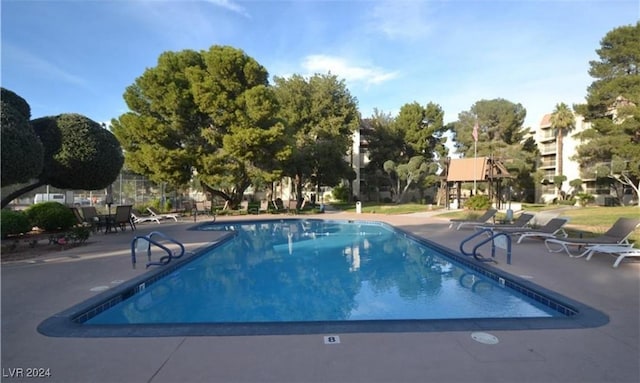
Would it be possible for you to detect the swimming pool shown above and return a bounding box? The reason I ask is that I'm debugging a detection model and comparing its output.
[38,219,608,337]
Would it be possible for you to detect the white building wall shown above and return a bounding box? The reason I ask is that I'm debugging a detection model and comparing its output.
[352,128,361,198]
[561,116,590,194]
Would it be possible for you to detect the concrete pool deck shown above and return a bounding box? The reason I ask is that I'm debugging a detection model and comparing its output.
[2,211,639,382]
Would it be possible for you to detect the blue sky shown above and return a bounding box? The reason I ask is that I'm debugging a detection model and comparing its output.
[2,0,638,131]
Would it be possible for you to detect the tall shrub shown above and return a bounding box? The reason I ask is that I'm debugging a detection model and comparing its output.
[0,209,32,238]
[24,202,76,232]
[464,194,491,210]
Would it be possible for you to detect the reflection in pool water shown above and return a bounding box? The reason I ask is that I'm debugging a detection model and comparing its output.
[87,220,559,325]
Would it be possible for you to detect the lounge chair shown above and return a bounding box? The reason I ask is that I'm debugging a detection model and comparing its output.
[582,244,640,268]
[147,207,179,222]
[449,208,497,230]
[493,217,569,244]
[544,217,640,257]
[131,211,161,225]
[475,213,535,231]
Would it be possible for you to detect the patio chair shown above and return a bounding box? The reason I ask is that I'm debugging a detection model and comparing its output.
[287,199,299,214]
[131,210,161,225]
[493,217,569,244]
[195,201,212,215]
[259,200,270,214]
[272,198,286,213]
[449,208,497,230]
[69,207,93,230]
[239,201,259,214]
[475,212,535,231]
[70,207,84,224]
[544,217,640,257]
[80,206,104,232]
[147,207,179,222]
[113,205,136,231]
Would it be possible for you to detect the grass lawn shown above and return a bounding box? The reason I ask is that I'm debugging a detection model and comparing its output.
[332,202,639,245]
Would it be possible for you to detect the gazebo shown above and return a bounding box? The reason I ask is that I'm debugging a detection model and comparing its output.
[444,156,512,209]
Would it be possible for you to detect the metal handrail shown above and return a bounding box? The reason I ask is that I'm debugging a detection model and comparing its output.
[131,231,185,268]
[460,228,512,264]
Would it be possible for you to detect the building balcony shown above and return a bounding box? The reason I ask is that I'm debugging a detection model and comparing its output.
[540,148,557,155]
[538,134,556,143]
[539,160,557,168]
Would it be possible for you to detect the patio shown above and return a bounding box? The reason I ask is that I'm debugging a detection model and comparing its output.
[2,212,638,382]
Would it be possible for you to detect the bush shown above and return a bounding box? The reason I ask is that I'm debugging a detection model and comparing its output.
[1,209,32,238]
[149,198,172,212]
[576,192,595,207]
[332,184,350,202]
[464,195,491,210]
[1,88,44,185]
[24,202,76,231]
[67,225,91,243]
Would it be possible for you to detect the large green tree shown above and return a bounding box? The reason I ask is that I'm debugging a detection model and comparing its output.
[0,88,43,186]
[574,22,640,206]
[450,98,537,202]
[391,102,448,202]
[452,98,527,157]
[112,46,287,207]
[361,109,404,201]
[1,114,124,207]
[273,73,359,206]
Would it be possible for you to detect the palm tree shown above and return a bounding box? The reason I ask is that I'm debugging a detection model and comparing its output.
[549,103,575,196]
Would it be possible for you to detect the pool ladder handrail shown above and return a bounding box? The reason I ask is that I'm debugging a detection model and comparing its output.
[131,231,186,268]
[459,228,512,264]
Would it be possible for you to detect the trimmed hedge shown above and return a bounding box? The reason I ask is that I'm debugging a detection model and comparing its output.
[24,202,76,232]
[464,194,492,210]
[0,209,32,239]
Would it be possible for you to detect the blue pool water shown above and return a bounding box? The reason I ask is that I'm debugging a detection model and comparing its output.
[86,219,561,325]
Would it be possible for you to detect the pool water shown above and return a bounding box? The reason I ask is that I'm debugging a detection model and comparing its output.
[87,220,560,325]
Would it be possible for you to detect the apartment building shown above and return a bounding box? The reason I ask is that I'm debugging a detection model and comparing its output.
[535,113,592,203]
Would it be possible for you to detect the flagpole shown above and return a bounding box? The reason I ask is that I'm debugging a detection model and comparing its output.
[472,121,478,195]
[473,139,477,195]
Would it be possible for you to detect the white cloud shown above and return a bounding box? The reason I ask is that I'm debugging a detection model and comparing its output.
[301,55,399,86]
[205,0,250,18]
[367,0,433,40]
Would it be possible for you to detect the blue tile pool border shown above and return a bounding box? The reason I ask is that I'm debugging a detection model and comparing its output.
[37,218,609,337]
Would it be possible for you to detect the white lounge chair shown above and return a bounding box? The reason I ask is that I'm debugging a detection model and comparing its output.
[582,244,640,268]
[492,217,569,244]
[544,217,640,257]
[131,212,161,224]
[147,207,179,222]
[449,209,498,230]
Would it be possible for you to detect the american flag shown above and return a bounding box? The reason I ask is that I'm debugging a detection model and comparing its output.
[472,122,479,142]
